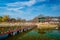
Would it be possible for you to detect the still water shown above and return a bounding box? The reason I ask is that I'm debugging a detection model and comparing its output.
[6,28,60,40]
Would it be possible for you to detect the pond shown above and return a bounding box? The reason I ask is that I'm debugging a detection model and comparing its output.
[6,28,60,40]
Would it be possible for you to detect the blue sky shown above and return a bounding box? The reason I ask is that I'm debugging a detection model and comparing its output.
[0,0,60,20]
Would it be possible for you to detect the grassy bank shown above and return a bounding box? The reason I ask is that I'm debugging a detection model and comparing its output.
[37,23,58,29]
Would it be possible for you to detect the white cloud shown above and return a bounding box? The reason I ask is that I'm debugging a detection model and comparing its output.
[6,0,47,13]
[7,0,36,7]
[22,0,36,7]
[7,7,23,11]
[6,0,46,7]
[6,0,36,13]
[3,0,47,16]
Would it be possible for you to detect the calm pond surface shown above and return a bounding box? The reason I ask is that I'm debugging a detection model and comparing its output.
[6,28,60,40]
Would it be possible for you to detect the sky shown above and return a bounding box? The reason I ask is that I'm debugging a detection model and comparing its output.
[0,0,60,20]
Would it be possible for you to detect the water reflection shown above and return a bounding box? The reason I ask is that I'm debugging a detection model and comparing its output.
[18,29,60,40]
[38,29,60,40]
[6,28,60,40]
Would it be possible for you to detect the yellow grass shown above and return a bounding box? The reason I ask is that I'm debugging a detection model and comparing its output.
[37,23,58,29]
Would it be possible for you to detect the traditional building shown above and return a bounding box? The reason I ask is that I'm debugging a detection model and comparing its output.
[32,15,60,24]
